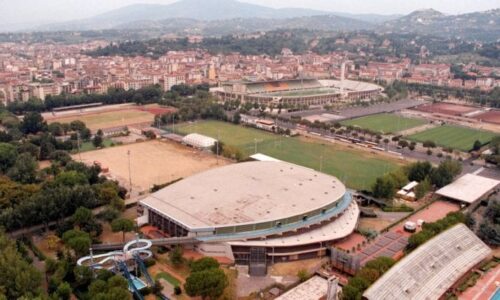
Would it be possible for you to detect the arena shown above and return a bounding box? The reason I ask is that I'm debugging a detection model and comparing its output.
[212,78,383,107]
[138,161,359,267]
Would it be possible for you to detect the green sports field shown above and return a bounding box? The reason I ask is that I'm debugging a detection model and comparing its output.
[341,113,427,134]
[173,120,404,190]
[408,125,497,151]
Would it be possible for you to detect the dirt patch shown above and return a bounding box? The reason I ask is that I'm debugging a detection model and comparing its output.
[47,109,155,132]
[269,258,325,277]
[358,218,393,232]
[137,104,176,116]
[474,110,500,125]
[73,140,231,193]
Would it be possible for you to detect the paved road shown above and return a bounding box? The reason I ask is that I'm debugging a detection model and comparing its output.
[281,98,426,121]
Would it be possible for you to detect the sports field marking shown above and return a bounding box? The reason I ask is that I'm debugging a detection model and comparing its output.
[341,113,427,134]
[408,125,497,151]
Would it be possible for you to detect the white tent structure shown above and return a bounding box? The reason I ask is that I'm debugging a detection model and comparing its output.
[182,133,217,149]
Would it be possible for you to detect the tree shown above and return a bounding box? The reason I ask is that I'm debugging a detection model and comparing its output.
[0,231,43,299]
[398,140,410,149]
[415,178,431,199]
[430,159,462,188]
[184,268,228,300]
[232,112,241,124]
[190,257,219,273]
[169,245,184,266]
[54,282,72,300]
[93,134,104,148]
[473,140,482,151]
[111,218,135,242]
[50,150,72,166]
[72,207,94,229]
[423,140,436,148]
[55,171,88,187]
[88,275,131,300]
[48,122,65,136]
[62,229,91,256]
[372,176,396,200]
[21,111,46,134]
[0,143,18,173]
[407,161,432,182]
[70,120,86,132]
[7,153,38,184]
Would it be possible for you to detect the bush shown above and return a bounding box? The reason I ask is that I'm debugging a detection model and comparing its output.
[144,258,156,268]
[297,269,309,282]
[382,205,414,212]
[406,212,465,252]
[141,286,152,295]
[174,286,182,295]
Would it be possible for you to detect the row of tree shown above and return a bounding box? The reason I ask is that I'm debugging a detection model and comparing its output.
[7,85,164,114]
[372,160,462,200]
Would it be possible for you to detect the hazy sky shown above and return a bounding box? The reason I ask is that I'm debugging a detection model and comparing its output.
[0,0,498,25]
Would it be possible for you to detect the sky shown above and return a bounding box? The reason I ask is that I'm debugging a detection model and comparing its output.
[0,0,498,25]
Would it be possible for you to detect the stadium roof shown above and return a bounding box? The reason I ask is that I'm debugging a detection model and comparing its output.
[140,161,345,229]
[435,173,500,204]
[363,224,491,300]
[275,276,328,300]
[319,79,383,92]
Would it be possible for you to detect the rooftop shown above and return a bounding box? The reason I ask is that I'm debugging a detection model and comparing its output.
[140,161,345,229]
[363,224,491,300]
[275,276,328,300]
[435,173,500,204]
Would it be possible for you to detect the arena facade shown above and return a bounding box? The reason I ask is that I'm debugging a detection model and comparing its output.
[211,78,383,107]
[138,161,359,265]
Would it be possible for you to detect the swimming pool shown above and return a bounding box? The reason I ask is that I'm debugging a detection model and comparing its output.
[129,276,147,291]
[491,288,500,300]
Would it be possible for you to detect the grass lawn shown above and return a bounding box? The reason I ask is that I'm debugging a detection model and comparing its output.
[408,125,498,151]
[156,271,181,287]
[341,113,426,134]
[174,120,404,190]
[75,139,114,153]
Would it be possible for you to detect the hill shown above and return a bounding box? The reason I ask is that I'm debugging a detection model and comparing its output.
[380,8,500,41]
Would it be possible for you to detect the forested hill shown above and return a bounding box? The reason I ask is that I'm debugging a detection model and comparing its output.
[86,31,312,58]
[85,31,500,63]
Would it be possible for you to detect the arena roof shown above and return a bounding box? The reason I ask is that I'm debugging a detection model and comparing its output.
[228,200,358,247]
[249,153,282,162]
[140,161,346,230]
[435,173,500,204]
[363,224,491,300]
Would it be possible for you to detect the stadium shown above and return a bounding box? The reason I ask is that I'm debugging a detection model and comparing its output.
[138,161,359,269]
[212,78,383,107]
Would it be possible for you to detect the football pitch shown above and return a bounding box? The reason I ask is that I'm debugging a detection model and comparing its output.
[340,113,427,134]
[408,125,497,151]
[173,120,404,190]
